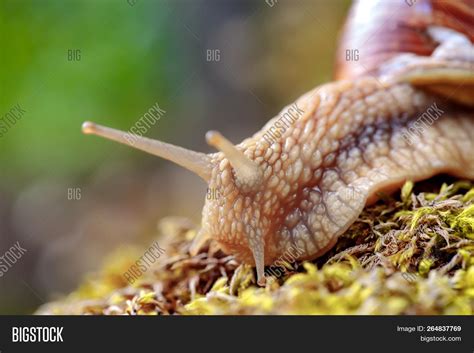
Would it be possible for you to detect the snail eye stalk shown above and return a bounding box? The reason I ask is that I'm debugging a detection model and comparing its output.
[82,121,212,182]
[206,130,262,191]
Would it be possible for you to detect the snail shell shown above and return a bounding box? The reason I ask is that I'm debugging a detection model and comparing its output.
[336,0,474,80]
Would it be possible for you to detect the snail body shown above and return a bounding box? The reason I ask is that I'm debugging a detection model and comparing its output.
[83,0,474,285]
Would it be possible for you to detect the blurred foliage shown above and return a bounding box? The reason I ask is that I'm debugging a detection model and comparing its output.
[0,0,184,184]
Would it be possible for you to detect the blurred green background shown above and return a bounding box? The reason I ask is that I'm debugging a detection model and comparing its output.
[0,0,350,314]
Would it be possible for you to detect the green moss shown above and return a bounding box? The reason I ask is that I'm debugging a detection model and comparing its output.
[36,180,474,315]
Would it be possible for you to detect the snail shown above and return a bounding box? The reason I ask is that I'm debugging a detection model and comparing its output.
[82,0,474,286]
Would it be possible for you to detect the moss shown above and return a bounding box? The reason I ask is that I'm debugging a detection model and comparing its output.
[36,179,474,315]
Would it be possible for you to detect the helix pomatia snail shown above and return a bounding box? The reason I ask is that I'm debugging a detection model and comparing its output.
[82,0,474,285]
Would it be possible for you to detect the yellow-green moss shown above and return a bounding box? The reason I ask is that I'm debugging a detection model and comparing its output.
[37,180,474,315]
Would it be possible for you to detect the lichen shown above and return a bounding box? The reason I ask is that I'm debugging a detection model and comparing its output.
[36,179,474,315]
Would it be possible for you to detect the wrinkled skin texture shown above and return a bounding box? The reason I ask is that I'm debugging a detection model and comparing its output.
[198,19,474,283]
[201,78,474,270]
